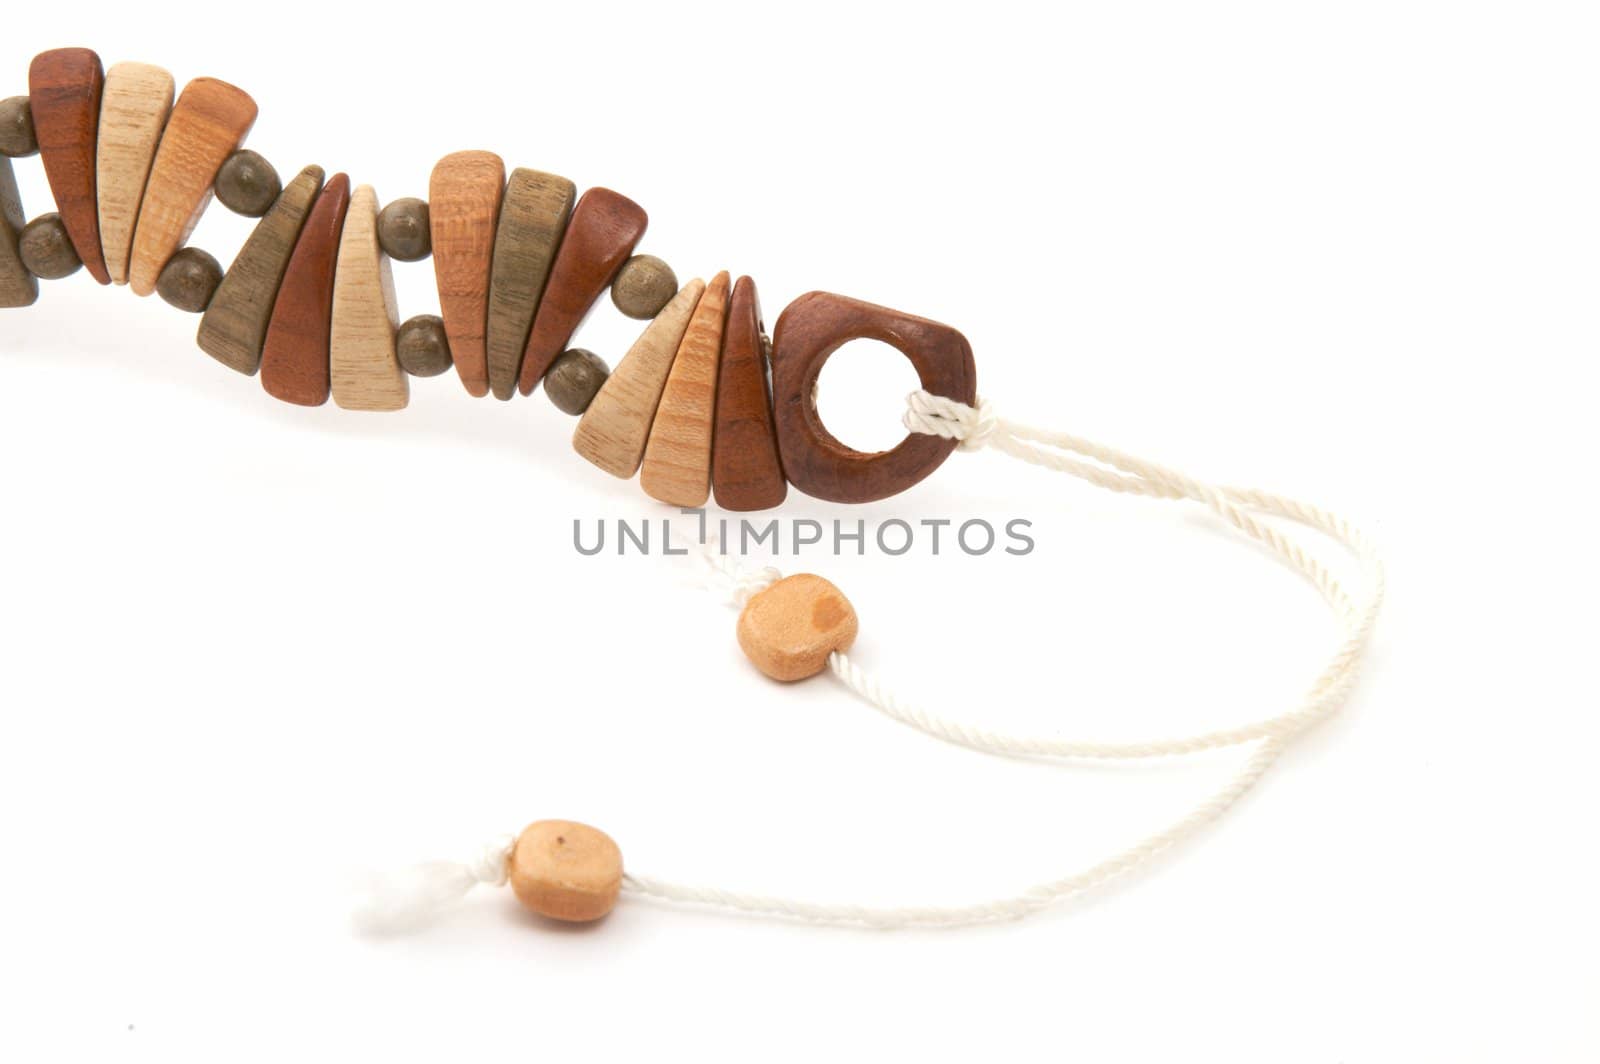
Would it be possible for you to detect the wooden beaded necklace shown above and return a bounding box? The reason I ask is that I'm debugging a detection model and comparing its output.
[1,46,1385,932]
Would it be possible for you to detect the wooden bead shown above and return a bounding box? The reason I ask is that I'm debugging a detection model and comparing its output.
[429,150,504,398]
[128,77,258,297]
[198,165,325,374]
[611,254,676,319]
[330,184,408,411]
[517,188,647,395]
[736,573,859,682]
[0,96,36,157]
[509,820,623,923]
[96,62,175,285]
[376,197,430,261]
[156,246,222,312]
[543,348,609,415]
[28,48,109,285]
[771,292,976,504]
[486,168,576,400]
[640,271,730,507]
[18,213,82,279]
[572,278,704,478]
[260,174,351,407]
[0,158,39,307]
[396,314,452,377]
[214,149,280,217]
[713,276,786,511]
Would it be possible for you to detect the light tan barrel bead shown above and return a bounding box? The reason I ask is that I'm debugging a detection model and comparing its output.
[331,185,408,411]
[737,573,859,682]
[96,62,174,285]
[640,270,730,507]
[572,278,704,478]
[509,820,623,923]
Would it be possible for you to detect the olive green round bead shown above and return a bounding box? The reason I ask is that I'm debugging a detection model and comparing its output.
[18,214,81,279]
[214,150,281,217]
[377,198,431,262]
[610,255,677,320]
[0,96,37,157]
[543,348,610,415]
[397,314,453,377]
[156,247,224,313]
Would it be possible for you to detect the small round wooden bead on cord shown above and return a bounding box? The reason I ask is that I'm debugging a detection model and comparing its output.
[4,44,1385,934]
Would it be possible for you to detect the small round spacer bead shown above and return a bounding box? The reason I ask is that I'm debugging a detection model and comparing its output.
[214,150,282,217]
[396,314,453,377]
[610,254,677,319]
[508,820,623,923]
[156,247,224,313]
[17,214,81,279]
[377,197,431,262]
[0,96,37,157]
[736,573,859,682]
[542,348,610,415]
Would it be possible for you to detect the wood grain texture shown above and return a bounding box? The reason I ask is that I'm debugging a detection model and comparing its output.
[429,150,504,397]
[128,77,257,296]
[96,62,174,285]
[260,174,350,406]
[770,292,976,504]
[736,573,858,682]
[0,157,38,307]
[331,184,408,411]
[198,164,324,374]
[486,167,575,400]
[572,278,704,478]
[28,48,109,284]
[712,275,787,511]
[640,271,730,507]
[517,187,647,395]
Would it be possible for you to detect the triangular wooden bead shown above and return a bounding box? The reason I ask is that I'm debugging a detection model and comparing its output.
[572,278,705,478]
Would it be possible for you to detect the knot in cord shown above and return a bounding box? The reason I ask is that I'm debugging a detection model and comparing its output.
[469,834,515,887]
[903,390,996,451]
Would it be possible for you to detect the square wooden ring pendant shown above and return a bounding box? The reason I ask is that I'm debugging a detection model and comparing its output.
[770,292,977,504]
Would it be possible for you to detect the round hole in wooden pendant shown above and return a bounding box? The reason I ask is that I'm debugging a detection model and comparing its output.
[813,338,923,454]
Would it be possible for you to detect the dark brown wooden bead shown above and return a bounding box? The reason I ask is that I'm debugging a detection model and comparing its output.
[156,246,223,312]
[611,254,676,320]
[0,96,37,157]
[770,292,976,504]
[517,188,646,395]
[543,348,609,415]
[214,149,280,217]
[198,164,325,375]
[0,158,39,307]
[28,48,110,285]
[396,314,453,377]
[260,174,351,407]
[18,213,82,279]
[377,196,431,262]
[487,168,576,400]
[712,276,786,511]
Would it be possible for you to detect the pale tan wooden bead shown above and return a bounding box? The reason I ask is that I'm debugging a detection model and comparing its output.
[736,573,859,682]
[509,820,623,923]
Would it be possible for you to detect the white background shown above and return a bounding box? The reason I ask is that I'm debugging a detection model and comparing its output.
[2,2,1596,1060]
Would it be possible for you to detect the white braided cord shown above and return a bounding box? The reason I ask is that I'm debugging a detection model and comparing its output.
[620,391,1384,928]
